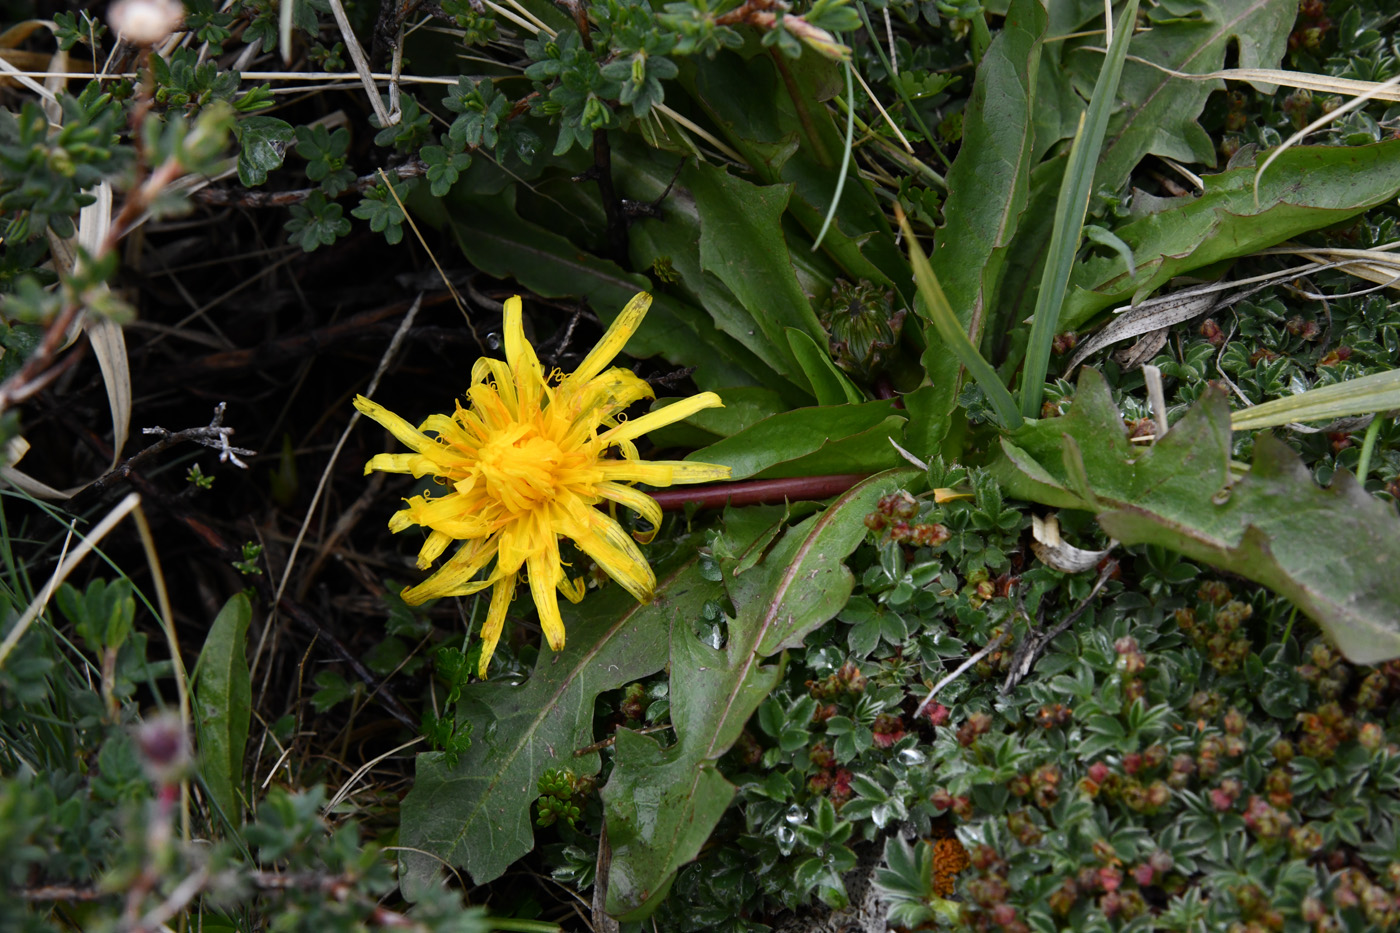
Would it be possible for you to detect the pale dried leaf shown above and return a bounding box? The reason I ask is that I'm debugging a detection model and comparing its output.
[78,182,131,464]
[0,438,70,500]
[1031,513,1113,573]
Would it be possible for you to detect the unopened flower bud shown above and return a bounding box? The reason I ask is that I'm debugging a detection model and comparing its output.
[135,713,191,784]
[109,0,185,45]
[1359,722,1384,751]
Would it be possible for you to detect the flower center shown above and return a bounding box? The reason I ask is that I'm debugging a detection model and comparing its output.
[475,423,566,513]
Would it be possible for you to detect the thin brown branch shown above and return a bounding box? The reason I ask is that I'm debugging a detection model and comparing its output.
[573,722,672,757]
[714,0,783,27]
[69,404,254,506]
[18,884,107,902]
[192,159,430,208]
[150,291,460,386]
[0,136,186,415]
[0,302,87,412]
[1001,559,1118,695]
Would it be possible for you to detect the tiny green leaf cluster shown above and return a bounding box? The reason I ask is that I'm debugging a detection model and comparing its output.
[537,767,593,829]
[0,90,128,241]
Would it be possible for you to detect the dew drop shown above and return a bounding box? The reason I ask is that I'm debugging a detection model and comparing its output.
[784,804,806,825]
[775,824,797,855]
[486,332,501,350]
[897,747,926,767]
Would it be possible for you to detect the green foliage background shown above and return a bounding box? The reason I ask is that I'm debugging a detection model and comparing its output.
[3,0,1400,929]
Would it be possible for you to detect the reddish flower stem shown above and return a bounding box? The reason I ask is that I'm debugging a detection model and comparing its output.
[651,473,870,512]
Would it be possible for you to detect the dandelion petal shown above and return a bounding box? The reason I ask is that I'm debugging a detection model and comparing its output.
[357,293,730,676]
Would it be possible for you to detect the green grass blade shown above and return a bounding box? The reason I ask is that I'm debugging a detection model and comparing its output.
[855,2,941,165]
[1019,0,1140,420]
[1230,368,1400,432]
[896,207,1022,430]
[811,60,857,252]
[1356,415,1384,482]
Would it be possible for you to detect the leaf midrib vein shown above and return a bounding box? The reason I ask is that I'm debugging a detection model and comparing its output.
[443,554,698,857]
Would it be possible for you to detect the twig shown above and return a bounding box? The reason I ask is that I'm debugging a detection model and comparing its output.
[572,722,673,757]
[914,632,1008,719]
[191,158,430,207]
[134,865,209,933]
[141,402,256,468]
[325,0,396,128]
[1000,560,1117,695]
[149,292,462,386]
[18,884,106,902]
[593,825,619,933]
[19,868,444,918]
[713,0,810,30]
[0,303,88,413]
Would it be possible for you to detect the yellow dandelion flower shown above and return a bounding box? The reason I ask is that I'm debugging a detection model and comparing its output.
[355,292,730,677]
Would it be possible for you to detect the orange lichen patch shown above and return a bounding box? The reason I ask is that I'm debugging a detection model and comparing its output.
[932,836,970,898]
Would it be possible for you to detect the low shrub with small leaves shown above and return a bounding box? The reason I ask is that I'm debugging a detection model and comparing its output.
[538,471,1400,932]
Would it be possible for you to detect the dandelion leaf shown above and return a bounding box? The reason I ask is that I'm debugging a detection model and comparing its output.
[689,400,906,480]
[602,470,920,920]
[1062,140,1400,331]
[1085,0,1296,191]
[397,547,719,895]
[192,593,252,824]
[440,185,775,396]
[993,368,1400,663]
